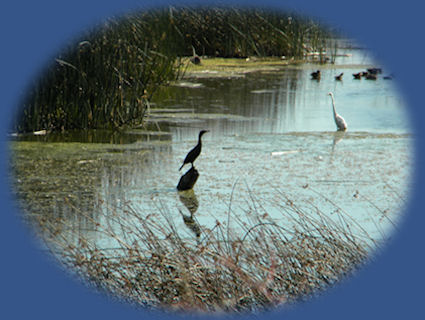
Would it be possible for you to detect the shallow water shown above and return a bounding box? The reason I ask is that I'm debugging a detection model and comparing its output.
[11,49,412,252]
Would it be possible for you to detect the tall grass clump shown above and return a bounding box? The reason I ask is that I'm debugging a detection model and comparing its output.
[156,6,334,59]
[37,186,373,314]
[15,12,183,133]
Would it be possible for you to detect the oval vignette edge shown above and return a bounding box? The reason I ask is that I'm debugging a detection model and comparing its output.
[1,1,424,319]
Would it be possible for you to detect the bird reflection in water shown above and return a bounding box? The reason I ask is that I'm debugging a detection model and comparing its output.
[178,189,201,238]
[178,189,199,215]
[330,131,346,162]
[179,210,201,238]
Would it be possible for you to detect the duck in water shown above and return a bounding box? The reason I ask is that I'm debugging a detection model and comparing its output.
[311,70,321,80]
[335,72,343,81]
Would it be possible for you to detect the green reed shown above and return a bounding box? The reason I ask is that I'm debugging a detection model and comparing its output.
[15,12,183,133]
[161,6,334,58]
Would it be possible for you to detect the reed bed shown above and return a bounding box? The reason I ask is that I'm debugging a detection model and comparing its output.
[37,187,373,314]
[16,12,183,133]
[160,6,333,59]
[15,6,335,133]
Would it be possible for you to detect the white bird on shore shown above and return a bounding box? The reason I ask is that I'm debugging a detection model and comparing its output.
[327,92,347,131]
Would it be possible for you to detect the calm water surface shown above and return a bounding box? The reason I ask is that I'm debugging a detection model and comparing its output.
[12,49,412,251]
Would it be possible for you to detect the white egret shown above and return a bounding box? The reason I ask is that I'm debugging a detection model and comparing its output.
[327,92,347,131]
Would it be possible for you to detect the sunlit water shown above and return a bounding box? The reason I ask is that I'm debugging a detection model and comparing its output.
[11,49,412,252]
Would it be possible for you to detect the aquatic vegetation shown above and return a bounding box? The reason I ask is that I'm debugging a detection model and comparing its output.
[161,6,334,59]
[15,12,183,133]
[14,6,335,133]
[32,185,372,313]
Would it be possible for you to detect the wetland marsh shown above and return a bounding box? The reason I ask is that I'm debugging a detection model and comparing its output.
[8,7,412,312]
[10,49,412,311]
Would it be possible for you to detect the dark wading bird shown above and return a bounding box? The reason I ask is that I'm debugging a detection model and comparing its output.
[179,130,209,171]
[328,92,347,131]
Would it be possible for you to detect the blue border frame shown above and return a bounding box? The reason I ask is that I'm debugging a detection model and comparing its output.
[1,1,423,319]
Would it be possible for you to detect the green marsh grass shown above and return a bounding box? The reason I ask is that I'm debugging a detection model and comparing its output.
[16,12,183,133]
